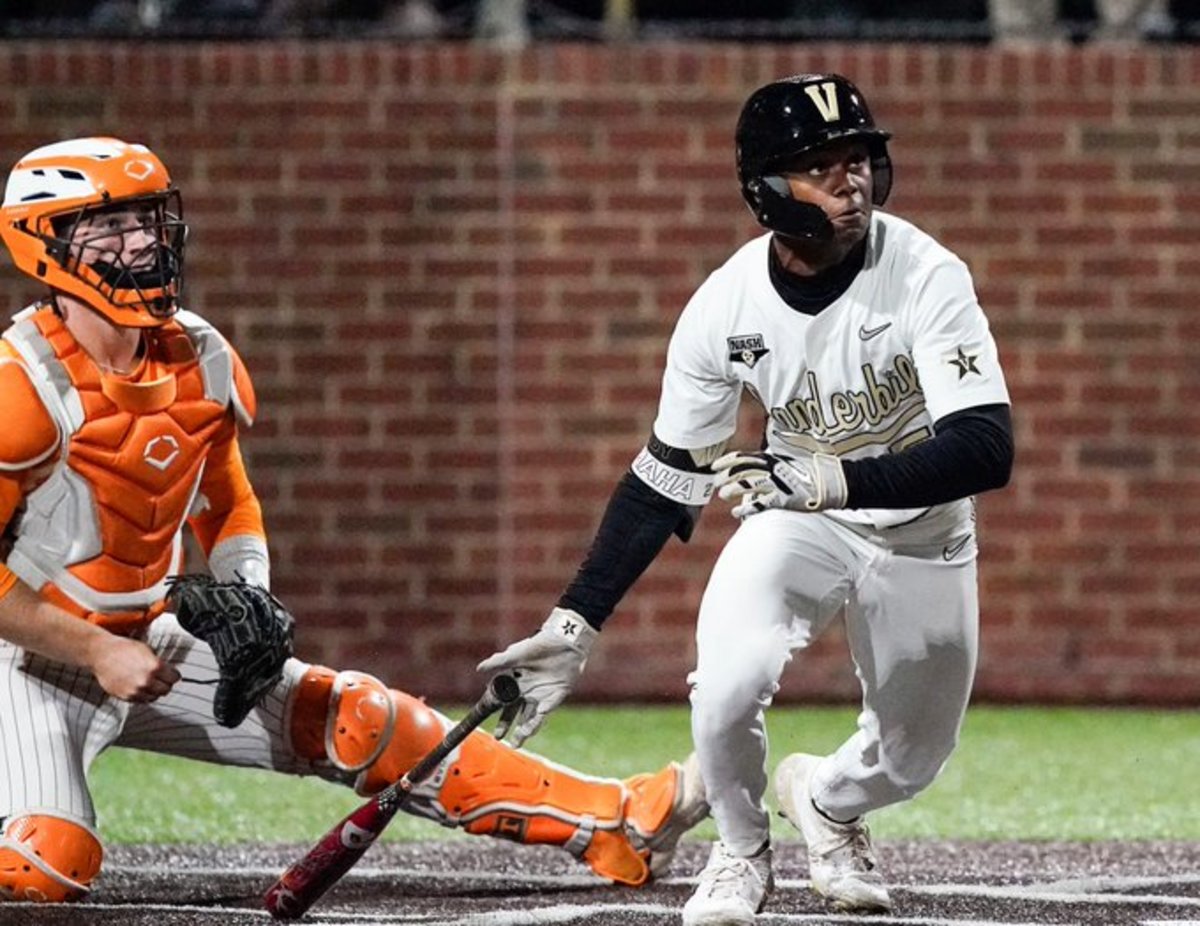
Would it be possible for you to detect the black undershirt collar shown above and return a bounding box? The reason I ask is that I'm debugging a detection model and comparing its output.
[768,236,867,316]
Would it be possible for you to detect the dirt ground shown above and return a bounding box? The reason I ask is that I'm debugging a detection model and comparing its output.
[1,839,1197,925]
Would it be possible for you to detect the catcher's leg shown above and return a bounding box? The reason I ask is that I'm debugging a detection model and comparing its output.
[0,812,103,903]
[289,665,706,884]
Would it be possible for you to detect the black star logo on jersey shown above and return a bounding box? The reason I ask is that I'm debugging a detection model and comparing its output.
[948,346,981,380]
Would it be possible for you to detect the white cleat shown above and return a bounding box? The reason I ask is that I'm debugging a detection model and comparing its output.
[773,753,892,914]
[682,841,774,926]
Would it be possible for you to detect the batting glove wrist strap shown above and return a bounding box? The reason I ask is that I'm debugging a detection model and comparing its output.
[476,607,597,746]
[539,607,599,655]
[713,449,848,518]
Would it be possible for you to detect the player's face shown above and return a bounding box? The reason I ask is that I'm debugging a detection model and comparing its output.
[69,204,160,271]
[779,138,873,247]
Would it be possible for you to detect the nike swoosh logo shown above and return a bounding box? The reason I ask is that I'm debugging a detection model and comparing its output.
[858,322,892,341]
[942,536,972,561]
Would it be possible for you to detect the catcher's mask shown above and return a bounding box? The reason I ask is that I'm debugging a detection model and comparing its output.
[736,73,892,241]
[0,137,187,328]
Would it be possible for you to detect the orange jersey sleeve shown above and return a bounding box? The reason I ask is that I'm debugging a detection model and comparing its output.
[0,350,59,603]
[0,474,22,601]
[0,351,59,472]
[187,419,265,556]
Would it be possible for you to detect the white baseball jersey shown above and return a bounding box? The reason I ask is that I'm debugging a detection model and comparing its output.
[644,211,1010,533]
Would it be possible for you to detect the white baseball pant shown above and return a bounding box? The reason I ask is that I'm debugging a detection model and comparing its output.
[0,613,331,829]
[688,508,979,856]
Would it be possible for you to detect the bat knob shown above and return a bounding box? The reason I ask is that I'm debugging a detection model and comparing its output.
[264,880,302,920]
[490,672,521,705]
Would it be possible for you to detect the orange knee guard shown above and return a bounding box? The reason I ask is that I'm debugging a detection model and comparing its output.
[290,666,411,772]
[0,813,103,903]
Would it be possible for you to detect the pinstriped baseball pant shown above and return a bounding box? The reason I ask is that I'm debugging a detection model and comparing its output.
[0,613,334,828]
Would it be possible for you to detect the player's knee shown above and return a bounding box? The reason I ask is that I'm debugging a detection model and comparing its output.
[688,672,770,741]
[0,812,103,903]
[878,745,955,801]
[288,664,445,792]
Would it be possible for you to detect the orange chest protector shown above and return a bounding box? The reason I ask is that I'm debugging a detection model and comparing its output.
[1,305,253,633]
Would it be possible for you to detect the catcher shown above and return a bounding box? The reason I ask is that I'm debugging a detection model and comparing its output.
[0,137,707,904]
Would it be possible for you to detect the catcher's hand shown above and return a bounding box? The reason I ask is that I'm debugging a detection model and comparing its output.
[713,449,848,518]
[476,607,597,747]
[166,575,295,728]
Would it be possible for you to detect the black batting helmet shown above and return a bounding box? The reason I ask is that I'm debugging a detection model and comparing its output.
[736,73,893,240]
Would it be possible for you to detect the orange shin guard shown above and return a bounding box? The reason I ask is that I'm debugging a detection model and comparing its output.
[288,664,666,886]
[623,763,680,847]
[417,730,651,886]
[0,813,103,903]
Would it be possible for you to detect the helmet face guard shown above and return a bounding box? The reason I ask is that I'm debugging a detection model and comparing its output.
[0,137,188,328]
[736,74,893,240]
[44,192,187,324]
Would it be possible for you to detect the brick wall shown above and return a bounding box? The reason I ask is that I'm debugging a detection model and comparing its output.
[2,42,1197,704]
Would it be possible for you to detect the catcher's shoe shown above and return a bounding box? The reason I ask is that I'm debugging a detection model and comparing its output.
[774,753,891,913]
[623,752,709,877]
[682,840,773,926]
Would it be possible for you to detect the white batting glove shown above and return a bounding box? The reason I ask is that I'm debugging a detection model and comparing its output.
[713,449,848,518]
[476,607,598,747]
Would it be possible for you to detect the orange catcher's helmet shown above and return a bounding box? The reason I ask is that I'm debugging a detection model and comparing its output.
[0,137,187,327]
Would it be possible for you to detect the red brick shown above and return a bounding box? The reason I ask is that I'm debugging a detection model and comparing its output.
[2,41,1192,703]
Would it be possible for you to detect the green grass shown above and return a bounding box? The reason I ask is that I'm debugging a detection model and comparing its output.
[90,705,1200,844]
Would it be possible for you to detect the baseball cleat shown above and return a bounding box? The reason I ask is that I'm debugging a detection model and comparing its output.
[774,752,891,913]
[682,840,773,926]
[624,752,710,877]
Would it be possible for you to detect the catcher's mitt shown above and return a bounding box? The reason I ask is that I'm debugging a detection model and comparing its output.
[166,575,295,728]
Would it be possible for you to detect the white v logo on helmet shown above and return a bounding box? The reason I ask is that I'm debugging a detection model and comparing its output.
[804,82,841,123]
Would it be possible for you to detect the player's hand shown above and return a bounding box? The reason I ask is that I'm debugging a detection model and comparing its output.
[476,607,598,747]
[86,634,181,702]
[713,449,848,518]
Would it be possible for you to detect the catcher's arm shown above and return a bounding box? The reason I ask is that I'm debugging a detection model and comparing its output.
[187,428,270,589]
[0,578,178,701]
[263,673,521,921]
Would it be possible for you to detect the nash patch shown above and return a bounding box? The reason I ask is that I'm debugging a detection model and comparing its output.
[727,333,769,369]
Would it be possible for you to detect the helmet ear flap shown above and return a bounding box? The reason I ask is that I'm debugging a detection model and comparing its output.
[869,144,893,207]
[746,176,833,242]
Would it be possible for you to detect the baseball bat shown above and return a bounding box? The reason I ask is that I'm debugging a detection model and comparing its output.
[263,672,522,920]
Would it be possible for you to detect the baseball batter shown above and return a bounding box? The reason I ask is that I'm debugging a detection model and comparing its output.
[482,74,1014,925]
[0,137,706,904]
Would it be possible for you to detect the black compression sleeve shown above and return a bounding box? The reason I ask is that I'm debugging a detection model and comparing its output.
[841,404,1014,508]
[558,471,696,629]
